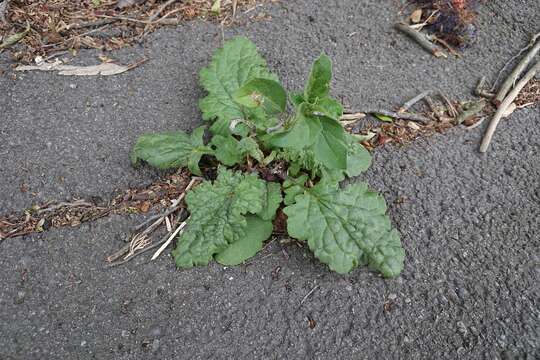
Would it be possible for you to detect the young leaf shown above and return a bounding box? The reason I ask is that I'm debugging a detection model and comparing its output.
[312,117,348,170]
[310,97,343,120]
[374,113,394,122]
[290,92,305,108]
[130,127,213,174]
[267,103,321,150]
[256,182,283,221]
[210,134,243,166]
[283,175,308,206]
[233,78,287,115]
[304,53,332,103]
[214,215,273,266]
[284,182,405,277]
[199,37,278,130]
[238,137,264,163]
[172,168,267,268]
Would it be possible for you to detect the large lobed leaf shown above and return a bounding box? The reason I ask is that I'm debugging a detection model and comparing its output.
[172,167,268,268]
[199,37,278,133]
[284,182,405,277]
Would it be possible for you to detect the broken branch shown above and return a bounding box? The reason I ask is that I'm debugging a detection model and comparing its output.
[480,60,540,152]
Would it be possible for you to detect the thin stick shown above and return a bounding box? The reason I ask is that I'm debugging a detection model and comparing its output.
[300,285,319,305]
[340,112,366,121]
[423,95,441,120]
[151,220,187,260]
[481,60,540,152]
[465,116,486,130]
[367,110,431,123]
[438,92,458,117]
[475,76,494,99]
[134,177,200,231]
[398,91,430,113]
[148,0,178,22]
[493,34,540,105]
[491,32,540,92]
[66,19,118,30]
[394,23,446,58]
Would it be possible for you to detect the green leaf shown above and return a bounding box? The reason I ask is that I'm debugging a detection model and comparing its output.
[172,168,267,268]
[312,117,348,170]
[210,134,243,166]
[214,215,273,266]
[267,103,321,150]
[374,113,394,123]
[269,117,321,150]
[130,127,213,174]
[211,0,221,14]
[304,53,332,103]
[283,175,308,206]
[199,37,278,131]
[233,78,287,115]
[256,182,283,221]
[238,137,264,162]
[290,92,305,108]
[284,182,405,277]
[310,97,343,120]
[345,135,371,177]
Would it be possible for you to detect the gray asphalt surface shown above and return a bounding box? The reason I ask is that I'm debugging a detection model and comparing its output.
[1,0,539,359]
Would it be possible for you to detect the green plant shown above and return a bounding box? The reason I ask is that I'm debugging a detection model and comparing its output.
[131,37,405,277]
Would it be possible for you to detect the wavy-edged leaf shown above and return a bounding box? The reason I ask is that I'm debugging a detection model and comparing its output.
[284,182,404,277]
[199,37,278,129]
[214,215,273,265]
[304,53,332,103]
[172,168,266,268]
[233,78,286,115]
[130,127,213,174]
[210,134,242,166]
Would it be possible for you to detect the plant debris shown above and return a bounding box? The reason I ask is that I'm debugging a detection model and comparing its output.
[0,0,267,63]
[0,169,192,240]
[15,57,146,75]
[410,0,481,48]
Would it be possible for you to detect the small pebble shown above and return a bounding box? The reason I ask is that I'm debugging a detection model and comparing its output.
[69,84,77,89]
[388,293,398,301]
[14,291,26,304]
[81,341,87,346]
[152,339,160,352]
[121,330,130,338]
[148,326,162,338]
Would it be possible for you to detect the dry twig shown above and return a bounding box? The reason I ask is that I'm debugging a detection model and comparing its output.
[475,76,494,99]
[480,61,540,152]
[493,33,540,105]
[367,109,431,124]
[398,91,430,113]
[394,23,447,58]
[491,32,540,93]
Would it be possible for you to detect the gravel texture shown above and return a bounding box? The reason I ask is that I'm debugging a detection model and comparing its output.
[1,0,539,359]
